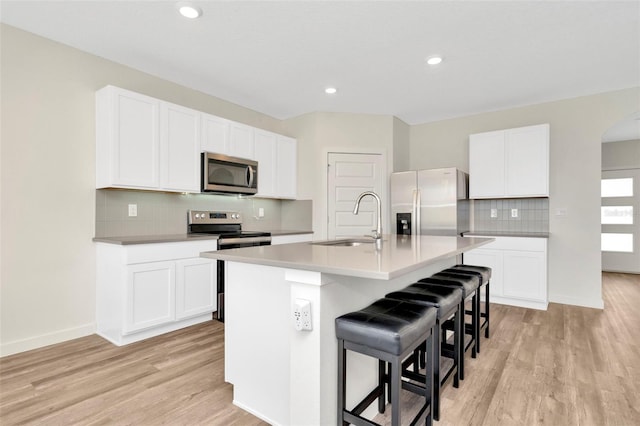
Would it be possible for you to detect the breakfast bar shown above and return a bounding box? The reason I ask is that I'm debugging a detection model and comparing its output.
[201,234,493,425]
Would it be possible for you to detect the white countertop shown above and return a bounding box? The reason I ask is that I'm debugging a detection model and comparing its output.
[201,234,494,280]
[92,229,313,245]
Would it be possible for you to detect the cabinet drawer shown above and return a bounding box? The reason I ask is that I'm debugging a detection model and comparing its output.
[124,240,218,264]
[471,236,546,252]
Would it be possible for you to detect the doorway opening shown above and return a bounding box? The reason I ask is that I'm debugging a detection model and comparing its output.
[601,112,640,274]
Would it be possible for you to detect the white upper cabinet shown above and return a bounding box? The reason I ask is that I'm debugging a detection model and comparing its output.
[201,113,230,154]
[229,122,255,160]
[276,135,297,199]
[505,125,549,196]
[254,130,278,197]
[97,86,199,192]
[254,130,297,199]
[469,130,505,198]
[160,102,200,192]
[469,123,549,198]
[96,86,160,189]
[96,86,297,198]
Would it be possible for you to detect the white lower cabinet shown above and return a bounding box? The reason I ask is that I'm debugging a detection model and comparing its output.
[125,261,176,333]
[464,236,548,310]
[97,240,217,346]
[175,258,216,319]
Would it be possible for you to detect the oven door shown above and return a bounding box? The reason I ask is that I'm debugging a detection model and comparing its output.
[202,152,258,194]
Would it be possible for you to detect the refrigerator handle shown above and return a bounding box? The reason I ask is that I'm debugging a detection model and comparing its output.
[413,189,420,235]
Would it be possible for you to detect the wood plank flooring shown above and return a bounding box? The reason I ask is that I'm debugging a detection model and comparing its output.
[1,272,639,425]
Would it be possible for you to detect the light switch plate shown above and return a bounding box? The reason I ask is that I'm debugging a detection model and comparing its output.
[128,204,137,217]
[490,208,498,218]
[511,208,518,218]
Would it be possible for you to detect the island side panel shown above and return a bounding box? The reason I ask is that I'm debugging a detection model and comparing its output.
[288,257,456,426]
[225,261,291,425]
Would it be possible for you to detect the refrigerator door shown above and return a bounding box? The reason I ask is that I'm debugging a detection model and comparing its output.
[418,168,460,236]
[391,171,418,235]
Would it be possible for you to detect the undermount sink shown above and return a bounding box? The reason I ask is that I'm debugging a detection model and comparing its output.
[311,238,376,247]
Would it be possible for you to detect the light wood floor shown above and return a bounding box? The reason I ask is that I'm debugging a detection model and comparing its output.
[1,272,639,425]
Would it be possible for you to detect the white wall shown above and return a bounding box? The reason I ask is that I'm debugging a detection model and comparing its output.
[410,88,640,309]
[0,24,284,356]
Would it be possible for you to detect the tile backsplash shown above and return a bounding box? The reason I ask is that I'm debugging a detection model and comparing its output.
[472,198,549,233]
[95,189,312,237]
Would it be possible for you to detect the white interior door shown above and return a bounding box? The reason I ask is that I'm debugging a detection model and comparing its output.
[327,152,385,239]
[601,169,640,273]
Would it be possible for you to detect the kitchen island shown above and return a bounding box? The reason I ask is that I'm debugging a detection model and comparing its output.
[200,234,493,425]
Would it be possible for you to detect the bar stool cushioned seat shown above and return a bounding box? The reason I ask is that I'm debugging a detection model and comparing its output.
[336,298,437,355]
[336,298,438,426]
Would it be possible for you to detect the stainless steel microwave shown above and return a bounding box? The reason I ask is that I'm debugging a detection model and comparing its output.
[201,152,258,195]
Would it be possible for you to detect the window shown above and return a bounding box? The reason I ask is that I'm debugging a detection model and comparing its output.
[601,206,634,225]
[601,178,633,197]
[601,233,634,252]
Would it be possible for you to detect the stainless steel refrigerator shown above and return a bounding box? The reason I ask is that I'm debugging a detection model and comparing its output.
[391,168,470,236]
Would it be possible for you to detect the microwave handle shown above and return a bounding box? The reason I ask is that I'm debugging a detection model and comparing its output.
[247,165,255,188]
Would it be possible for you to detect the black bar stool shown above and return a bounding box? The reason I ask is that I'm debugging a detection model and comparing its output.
[431,271,482,355]
[419,272,480,380]
[447,265,491,339]
[336,298,438,426]
[386,284,462,421]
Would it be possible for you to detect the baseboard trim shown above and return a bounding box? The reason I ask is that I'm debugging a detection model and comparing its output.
[0,323,96,358]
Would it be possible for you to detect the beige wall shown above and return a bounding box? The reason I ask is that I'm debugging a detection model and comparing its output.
[284,112,394,239]
[392,117,411,171]
[602,139,640,170]
[0,24,284,356]
[411,88,640,309]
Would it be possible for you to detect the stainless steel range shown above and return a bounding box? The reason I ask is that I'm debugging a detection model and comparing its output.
[188,210,271,322]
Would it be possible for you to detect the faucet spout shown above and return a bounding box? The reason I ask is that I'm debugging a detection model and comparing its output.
[353,191,383,240]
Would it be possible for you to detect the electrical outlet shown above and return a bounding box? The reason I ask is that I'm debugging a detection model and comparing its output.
[490,208,498,218]
[293,299,312,331]
[128,204,137,217]
[258,207,265,218]
[511,208,518,218]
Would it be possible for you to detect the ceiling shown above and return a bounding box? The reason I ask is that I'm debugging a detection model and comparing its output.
[1,1,639,132]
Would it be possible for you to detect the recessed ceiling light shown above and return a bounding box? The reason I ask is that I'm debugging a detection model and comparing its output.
[325,87,337,94]
[426,56,443,66]
[177,2,202,19]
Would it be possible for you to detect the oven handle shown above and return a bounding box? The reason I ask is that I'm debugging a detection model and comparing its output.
[218,236,271,247]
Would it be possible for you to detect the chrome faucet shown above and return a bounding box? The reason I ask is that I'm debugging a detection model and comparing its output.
[353,191,383,241]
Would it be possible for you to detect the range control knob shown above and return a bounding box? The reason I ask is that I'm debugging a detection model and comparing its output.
[195,213,201,219]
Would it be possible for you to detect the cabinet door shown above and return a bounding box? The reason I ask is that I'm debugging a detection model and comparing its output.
[503,250,547,301]
[469,130,505,198]
[160,102,200,192]
[229,122,255,160]
[276,136,297,199]
[505,124,549,196]
[254,130,278,197]
[106,87,160,188]
[463,249,504,299]
[201,113,230,154]
[176,258,216,320]
[125,261,175,334]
